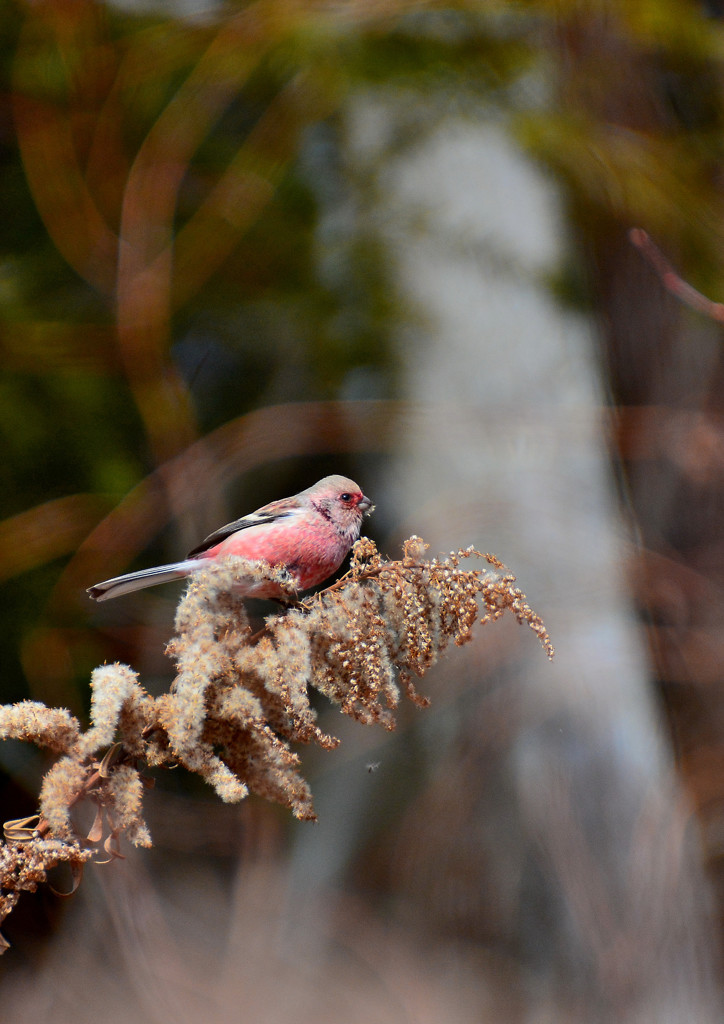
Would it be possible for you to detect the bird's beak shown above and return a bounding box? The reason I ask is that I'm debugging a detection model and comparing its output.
[358,495,374,514]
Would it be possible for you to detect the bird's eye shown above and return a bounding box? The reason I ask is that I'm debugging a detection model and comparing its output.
[340,493,352,502]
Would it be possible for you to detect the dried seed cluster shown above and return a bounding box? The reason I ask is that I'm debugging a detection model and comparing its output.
[0,538,552,949]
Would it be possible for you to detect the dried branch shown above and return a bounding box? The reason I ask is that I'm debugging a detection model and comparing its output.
[0,536,552,950]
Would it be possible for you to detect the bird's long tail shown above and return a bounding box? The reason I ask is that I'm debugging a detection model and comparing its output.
[87,559,206,601]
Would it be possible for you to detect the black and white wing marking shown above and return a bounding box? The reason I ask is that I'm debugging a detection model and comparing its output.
[186,505,303,558]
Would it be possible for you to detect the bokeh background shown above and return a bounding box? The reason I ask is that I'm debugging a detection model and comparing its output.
[2,0,724,1020]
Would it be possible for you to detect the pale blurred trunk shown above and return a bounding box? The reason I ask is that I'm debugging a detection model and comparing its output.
[288,101,723,1021]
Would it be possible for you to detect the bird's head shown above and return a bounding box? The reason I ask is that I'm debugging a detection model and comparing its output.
[307,475,374,540]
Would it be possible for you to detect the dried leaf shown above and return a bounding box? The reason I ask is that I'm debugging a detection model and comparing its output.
[86,803,104,843]
[98,742,122,778]
[3,815,40,842]
[49,858,86,898]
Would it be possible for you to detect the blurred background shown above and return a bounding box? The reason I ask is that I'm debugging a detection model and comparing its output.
[1,0,724,1020]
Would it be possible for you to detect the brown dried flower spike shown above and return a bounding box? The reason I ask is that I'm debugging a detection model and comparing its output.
[0,536,552,950]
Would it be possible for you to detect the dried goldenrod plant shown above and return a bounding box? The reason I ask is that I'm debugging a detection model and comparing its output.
[0,537,553,950]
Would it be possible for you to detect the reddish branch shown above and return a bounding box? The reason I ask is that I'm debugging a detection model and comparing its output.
[630,228,724,323]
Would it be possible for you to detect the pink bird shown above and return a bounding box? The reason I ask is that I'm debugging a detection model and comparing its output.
[87,475,373,602]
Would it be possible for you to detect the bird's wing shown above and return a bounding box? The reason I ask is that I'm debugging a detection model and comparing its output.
[186,499,303,558]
